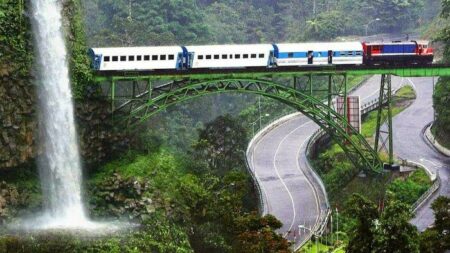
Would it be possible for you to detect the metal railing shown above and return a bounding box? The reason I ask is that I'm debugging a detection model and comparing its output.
[400,158,441,213]
[411,171,440,213]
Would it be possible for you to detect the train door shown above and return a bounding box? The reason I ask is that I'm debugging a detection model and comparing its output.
[179,46,192,70]
[308,51,314,64]
[188,53,194,68]
[177,53,184,70]
[328,50,333,64]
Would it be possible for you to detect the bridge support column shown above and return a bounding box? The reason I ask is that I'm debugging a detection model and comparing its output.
[375,74,394,166]
[308,74,313,96]
[111,79,116,113]
[343,74,348,125]
[327,75,333,121]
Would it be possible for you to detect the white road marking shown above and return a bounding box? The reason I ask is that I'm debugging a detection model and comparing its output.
[419,158,442,168]
[406,78,417,90]
[294,123,321,240]
[273,119,312,237]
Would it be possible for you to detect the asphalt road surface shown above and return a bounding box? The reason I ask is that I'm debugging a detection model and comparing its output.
[247,75,403,249]
[393,77,450,231]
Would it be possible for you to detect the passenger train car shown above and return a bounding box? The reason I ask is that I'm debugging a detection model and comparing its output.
[89,41,433,72]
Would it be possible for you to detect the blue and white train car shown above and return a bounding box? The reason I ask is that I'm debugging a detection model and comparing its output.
[186,44,274,69]
[89,46,187,71]
[274,42,363,66]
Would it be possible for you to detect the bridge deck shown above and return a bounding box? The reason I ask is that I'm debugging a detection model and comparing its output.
[94,64,450,82]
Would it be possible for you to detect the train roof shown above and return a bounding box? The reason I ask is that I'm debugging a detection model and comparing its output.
[89,46,183,55]
[185,44,273,52]
[276,42,363,51]
[364,40,430,46]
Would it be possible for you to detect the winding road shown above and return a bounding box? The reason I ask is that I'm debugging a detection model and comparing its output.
[393,77,450,231]
[247,75,450,250]
[247,75,403,249]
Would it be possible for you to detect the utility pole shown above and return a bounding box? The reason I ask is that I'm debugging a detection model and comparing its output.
[258,96,262,130]
[433,76,436,122]
[336,208,339,243]
[313,0,316,16]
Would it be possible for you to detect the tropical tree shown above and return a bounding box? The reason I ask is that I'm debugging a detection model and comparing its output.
[192,114,247,175]
[232,213,290,253]
[345,194,379,253]
[372,200,420,253]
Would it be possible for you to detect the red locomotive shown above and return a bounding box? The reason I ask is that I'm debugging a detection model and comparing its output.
[362,40,434,65]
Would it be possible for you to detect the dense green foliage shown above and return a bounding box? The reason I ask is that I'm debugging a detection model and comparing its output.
[0,0,31,75]
[433,0,450,147]
[84,115,289,252]
[345,194,379,253]
[192,115,247,176]
[387,169,432,205]
[82,0,431,46]
[345,194,420,253]
[62,0,95,99]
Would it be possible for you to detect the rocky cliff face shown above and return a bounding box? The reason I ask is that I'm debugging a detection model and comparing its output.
[0,65,36,170]
[0,0,126,171]
[0,0,36,170]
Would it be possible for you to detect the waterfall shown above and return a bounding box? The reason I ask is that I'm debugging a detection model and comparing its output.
[30,0,89,228]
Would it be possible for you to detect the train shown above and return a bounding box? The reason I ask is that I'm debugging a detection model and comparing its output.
[89,40,434,72]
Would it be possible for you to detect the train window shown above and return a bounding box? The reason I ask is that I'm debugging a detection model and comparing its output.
[104,56,110,62]
[128,56,135,61]
[160,55,167,60]
[144,55,150,61]
[198,55,204,60]
[168,55,174,60]
[206,55,212,60]
[356,51,362,56]
[250,54,256,58]
[235,54,241,59]
[288,53,294,58]
[112,56,118,62]
[222,54,228,59]
[152,55,158,61]
[120,56,126,61]
[137,55,142,61]
[243,54,249,59]
[259,54,264,58]
[214,55,220,59]
[230,54,233,59]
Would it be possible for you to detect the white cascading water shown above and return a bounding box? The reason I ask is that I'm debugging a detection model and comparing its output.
[30,0,89,228]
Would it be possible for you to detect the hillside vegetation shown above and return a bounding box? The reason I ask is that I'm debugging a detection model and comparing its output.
[433,0,450,148]
[82,0,439,47]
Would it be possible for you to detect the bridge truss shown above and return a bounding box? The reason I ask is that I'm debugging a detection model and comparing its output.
[94,64,450,173]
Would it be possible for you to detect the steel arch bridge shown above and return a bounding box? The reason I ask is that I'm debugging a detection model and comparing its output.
[94,64,450,173]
